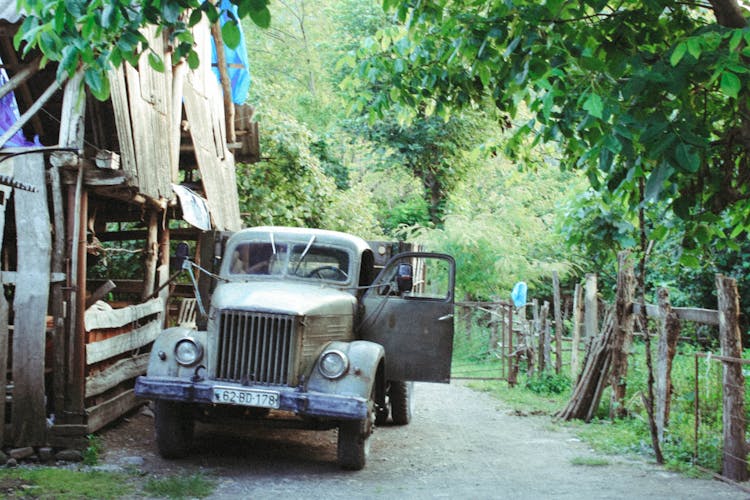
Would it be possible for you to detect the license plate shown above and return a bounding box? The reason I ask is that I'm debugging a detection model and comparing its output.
[213,387,280,409]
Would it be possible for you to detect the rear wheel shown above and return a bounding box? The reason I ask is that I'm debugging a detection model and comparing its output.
[154,400,194,458]
[390,381,414,425]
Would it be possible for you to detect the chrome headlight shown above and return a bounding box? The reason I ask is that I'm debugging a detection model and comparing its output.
[174,338,203,366]
[318,349,349,379]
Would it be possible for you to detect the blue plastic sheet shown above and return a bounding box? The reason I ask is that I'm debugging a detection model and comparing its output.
[211,0,251,104]
[511,281,527,308]
[0,62,39,147]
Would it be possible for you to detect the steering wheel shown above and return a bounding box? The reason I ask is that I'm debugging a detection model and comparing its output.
[306,265,348,280]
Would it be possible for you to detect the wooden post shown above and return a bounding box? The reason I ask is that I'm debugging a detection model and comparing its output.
[157,218,170,326]
[0,159,12,446]
[539,301,550,373]
[61,72,86,426]
[655,287,681,443]
[463,293,472,339]
[12,154,50,446]
[584,273,598,339]
[716,274,748,481]
[553,271,563,374]
[571,283,583,378]
[49,166,67,420]
[610,251,635,419]
[489,304,500,353]
[142,210,159,301]
[532,299,540,375]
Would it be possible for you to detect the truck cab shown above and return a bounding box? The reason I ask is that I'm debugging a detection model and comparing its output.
[135,226,455,470]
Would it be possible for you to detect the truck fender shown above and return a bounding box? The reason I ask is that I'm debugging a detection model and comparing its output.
[146,327,208,378]
[307,340,385,403]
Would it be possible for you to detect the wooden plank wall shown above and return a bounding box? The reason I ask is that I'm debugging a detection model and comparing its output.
[12,154,50,446]
[83,297,163,433]
[109,27,174,200]
[183,19,241,232]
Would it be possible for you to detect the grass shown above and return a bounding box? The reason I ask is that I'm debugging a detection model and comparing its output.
[0,468,132,499]
[83,434,102,466]
[570,456,610,466]
[452,318,741,476]
[143,473,216,499]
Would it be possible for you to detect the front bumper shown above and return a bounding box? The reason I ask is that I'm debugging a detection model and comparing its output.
[135,375,368,421]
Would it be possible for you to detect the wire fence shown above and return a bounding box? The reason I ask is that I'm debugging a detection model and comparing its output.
[692,352,749,484]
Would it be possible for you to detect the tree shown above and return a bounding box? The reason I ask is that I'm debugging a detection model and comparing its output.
[347,1,750,264]
[15,0,271,99]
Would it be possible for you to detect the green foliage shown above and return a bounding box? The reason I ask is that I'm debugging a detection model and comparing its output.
[525,373,571,396]
[0,468,132,499]
[83,434,102,466]
[143,474,215,499]
[237,108,336,228]
[415,152,580,300]
[17,0,271,100]
[347,1,750,272]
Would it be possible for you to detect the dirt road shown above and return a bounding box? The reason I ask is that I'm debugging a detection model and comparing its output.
[100,382,745,499]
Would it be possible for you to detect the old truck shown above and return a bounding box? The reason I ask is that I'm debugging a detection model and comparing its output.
[135,226,455,469]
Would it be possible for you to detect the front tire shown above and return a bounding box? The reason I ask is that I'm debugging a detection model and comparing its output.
[337,390,375,470]
[390,381,414,425]
[154,400,194,458]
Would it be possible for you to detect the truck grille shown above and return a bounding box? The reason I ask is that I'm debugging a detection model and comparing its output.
[216,311,296,386]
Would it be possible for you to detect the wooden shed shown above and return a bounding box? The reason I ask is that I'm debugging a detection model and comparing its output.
[0,8,258,450]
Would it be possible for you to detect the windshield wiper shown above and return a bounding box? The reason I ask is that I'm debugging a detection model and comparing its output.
[293,235,316,274]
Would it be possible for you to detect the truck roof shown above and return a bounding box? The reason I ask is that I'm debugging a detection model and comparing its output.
[232,226,373,255]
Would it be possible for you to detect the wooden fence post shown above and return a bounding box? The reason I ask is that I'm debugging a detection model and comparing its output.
[610,251,634,419]
[553,271,563,374]
[489,303,500,353]
[571,283,583,379]
[655,287,680,443]
[539,301,550,373]
[716,274,748,481]
[584,274,598,339]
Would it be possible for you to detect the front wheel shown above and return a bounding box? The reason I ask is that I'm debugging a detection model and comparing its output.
[154,400,194,458]
[390,381,414,425]
[337,391,375,470]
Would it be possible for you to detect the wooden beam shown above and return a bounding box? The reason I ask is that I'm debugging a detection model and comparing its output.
[85,280,116,309]
[84,296,163,331]
[210,20,236,143]
[86,389,143,434]
[632,303,719,326]
[85,353,149,398]
[0,56,40,101]
[85,320,161,365]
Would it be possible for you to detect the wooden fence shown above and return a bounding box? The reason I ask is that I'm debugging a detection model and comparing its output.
[453,267,748,482]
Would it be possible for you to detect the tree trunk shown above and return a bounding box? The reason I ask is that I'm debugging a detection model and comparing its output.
[655,287,681,443]
[610,251,635,419]
[571,283,583,378]
[716,274,748,481]
[553,271,563,374]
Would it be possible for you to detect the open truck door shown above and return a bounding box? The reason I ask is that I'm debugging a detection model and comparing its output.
[359,252,455,382]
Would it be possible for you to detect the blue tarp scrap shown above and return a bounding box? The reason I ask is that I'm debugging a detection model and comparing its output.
[211,0,251,105]
[0,62,40,148]
[511,281,527,308]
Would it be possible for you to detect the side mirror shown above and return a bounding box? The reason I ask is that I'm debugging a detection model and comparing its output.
[395,263,413,293]
[172,241,190,272]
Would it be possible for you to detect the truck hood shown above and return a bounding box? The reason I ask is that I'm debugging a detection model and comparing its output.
[210,281,357,317]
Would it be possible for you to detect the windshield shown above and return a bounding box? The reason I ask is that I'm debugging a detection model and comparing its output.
[228,239,351,283]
